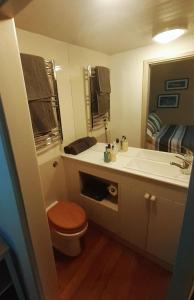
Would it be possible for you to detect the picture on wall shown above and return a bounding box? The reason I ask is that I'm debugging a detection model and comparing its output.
[157,94,180,108]
[165,78,189,90]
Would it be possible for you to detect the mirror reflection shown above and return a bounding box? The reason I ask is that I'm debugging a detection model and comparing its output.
[146,58,194,154]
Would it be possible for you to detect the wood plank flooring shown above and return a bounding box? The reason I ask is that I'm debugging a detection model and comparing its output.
[54,224,171,300]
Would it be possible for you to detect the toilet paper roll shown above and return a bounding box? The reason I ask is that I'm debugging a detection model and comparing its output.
[107,184,118,197]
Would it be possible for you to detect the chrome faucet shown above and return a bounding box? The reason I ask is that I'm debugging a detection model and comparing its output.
[170,148,193,172]
[170,156,192,169]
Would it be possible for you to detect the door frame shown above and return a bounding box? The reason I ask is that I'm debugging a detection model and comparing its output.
[141,51,194,148]
[0,18,58,300]
[167,164,194,300]
[141,50,194,299]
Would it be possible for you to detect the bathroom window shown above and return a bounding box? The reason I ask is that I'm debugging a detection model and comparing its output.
[20,54,63,151]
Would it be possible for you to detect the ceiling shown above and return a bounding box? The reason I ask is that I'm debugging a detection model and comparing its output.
[15,0,194,55]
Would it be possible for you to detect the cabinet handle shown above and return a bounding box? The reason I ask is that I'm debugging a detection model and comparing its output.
[144,193,151,200]
[150,195,157,202]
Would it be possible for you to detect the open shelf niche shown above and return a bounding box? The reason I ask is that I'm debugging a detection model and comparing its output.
[79,171,118,211]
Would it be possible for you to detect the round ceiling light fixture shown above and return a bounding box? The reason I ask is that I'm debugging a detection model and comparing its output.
[152,27,187,44]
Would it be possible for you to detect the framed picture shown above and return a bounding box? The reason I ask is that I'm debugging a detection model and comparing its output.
[157,94,180,108]
[165,78,189,90]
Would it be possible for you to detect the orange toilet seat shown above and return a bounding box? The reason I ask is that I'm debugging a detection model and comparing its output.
[47,201,87,234]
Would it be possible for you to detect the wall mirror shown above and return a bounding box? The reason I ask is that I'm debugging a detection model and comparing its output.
[81,52,194,154]
[142,54,194,155]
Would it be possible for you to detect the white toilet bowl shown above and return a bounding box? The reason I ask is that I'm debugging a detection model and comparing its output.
[47,201,88,257]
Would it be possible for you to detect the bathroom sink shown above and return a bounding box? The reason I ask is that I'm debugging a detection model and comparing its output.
[119,148,177,164]
[135,149,175,163]
[125,158,185,180]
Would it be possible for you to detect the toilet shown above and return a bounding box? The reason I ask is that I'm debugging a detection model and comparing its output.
[47,201,88,257]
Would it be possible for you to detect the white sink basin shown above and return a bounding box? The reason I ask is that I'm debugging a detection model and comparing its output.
[125,158,187,180]
[136,149,175,163]
[119,148,178,163]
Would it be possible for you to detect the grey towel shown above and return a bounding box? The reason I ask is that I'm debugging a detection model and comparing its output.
[90,75,110,115]
[20,53,52,100]
[95,66,111,94]
[64,137,97,155]
[29,101,56,136]
[90,77,98,114]
[90,66,111,115]
[20,53,56,135]
[97,94,110,114]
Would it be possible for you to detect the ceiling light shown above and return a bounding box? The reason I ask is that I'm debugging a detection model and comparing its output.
[152,28,187,44]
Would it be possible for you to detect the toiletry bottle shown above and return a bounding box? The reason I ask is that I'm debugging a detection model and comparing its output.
[120,136,125,151]
[111,145,117,162]
[104,146,109,163]
[107,144,111,162]
[122,136,128,152]
[116,138,120,152]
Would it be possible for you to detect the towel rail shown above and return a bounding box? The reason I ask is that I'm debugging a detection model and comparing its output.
[36,136,61,151]
[29,98,58,103]
[34,59,62,151]
[84,66,110,141]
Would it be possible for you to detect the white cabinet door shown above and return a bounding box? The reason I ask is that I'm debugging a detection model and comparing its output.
[147,192,186,264]
[121,175,186,264]
[120,176,150,249]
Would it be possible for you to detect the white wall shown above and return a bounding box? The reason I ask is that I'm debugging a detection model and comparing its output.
[110,34,194,147]
[16,28,194,207]
[16,29,110,164]
[39,156,68,207]
[67,43,110,139]
[16,29,194,152]
[16,28,110,206]
[0,19,58,300]
[16,29,75,164]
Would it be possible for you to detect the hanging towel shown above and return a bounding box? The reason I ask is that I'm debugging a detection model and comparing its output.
[97,93,110,115]
[90,76,98,114]
[95,66,111,94]
[29,101,56,136]
[20,53,56,135]
[20,53,52,100]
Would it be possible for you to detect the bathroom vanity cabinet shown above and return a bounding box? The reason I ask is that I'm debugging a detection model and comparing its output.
[121,176,186,264]
[63,155,187,267]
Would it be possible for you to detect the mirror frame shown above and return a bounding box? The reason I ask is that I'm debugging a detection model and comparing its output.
[141,51,194,149]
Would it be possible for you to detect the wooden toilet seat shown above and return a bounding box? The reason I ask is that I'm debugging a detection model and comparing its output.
[47,201,87,234]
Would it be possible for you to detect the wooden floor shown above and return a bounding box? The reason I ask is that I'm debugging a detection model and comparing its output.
[55,224,171,300]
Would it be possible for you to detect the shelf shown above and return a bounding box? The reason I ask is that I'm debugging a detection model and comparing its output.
[80,193,118,212]
[100,199,118,212]
[79,171,118,211]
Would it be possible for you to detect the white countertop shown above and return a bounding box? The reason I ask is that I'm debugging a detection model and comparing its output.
[62,143,190,189]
